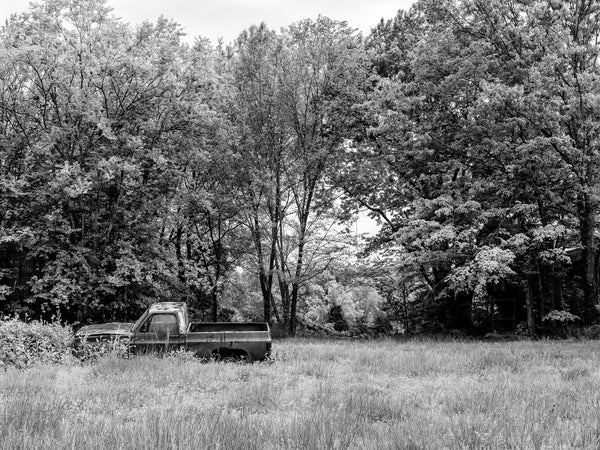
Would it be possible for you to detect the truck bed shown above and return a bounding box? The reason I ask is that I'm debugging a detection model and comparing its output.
[186,322,271,361]
[188,322,269,332]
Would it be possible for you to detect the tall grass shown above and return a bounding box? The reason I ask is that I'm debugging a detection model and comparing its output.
[2,339,600,449]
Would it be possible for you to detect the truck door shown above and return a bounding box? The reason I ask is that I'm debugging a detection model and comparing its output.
[131,313,183,354]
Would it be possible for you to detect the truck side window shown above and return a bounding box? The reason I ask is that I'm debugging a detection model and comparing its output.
[147,314,178,335]
[139,314,178,335]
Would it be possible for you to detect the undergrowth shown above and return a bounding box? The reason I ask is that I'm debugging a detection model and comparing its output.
[0,318,72,369]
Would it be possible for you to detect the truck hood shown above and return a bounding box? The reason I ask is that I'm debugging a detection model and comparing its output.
[76,322,133,337]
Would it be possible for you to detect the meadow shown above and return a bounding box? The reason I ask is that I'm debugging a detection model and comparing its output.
[2,338,600,449]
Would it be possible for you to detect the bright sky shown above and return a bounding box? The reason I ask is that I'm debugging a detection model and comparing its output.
[1,0,415,44]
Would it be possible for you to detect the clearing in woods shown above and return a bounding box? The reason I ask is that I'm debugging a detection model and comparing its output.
[2,339,600,449]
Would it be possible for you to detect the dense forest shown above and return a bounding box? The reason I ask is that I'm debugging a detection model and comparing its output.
[2,0,600,336]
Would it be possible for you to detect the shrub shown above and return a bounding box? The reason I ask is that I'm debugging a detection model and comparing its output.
[543,310,581,324]
[582,324,600,340]
[0,318,73,369]
[73,336,130,362]
[542,310,582,338]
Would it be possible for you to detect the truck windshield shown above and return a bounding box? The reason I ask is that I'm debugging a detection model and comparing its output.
[132,310,148,332]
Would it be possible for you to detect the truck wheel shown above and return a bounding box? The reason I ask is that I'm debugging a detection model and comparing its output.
[211,348,251,363]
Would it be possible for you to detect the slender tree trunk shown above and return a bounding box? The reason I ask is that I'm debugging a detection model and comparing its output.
[211,241,222,323]
[270,149,283,323]
[253,236,271,321]
[579,196,597,322]
[275,256,290,325]
[266,223,278,322]
[402,283,410,334]
[549,268,556,311]
[279,212,291,325]
[289,219,308,336]
[278,278,290,324]
[289,282,300,335]
[288,173,317,335]
[270,295,281,323]
[259,271,271,322]
[211,287,218,322]
[259,182,281,325]
[251,212,273,323]
[525,279,535,337]
[175,225,185,283]
[537,264,545,324]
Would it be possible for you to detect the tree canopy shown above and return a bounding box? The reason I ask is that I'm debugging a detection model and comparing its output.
[2,0,600,336]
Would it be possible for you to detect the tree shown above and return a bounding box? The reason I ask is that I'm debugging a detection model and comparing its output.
[0,0,219,321]
[338,0,600,331]
[226,23,289,324]
[227,18,370,333]
[457,0,600,319]
[276,17,370,334]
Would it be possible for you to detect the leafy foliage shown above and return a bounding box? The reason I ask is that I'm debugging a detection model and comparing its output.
[0,318,72,369]
[3,0,600,337]
[542,311,581,324]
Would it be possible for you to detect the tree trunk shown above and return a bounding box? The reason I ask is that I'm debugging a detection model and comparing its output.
[258,269,271,322]
[289,223,307,336]
[537,264,545,324]
[525,279,535,337]
[211,287,218,322]
[270,295,281,324]
[275,257,290,325]
[265,210,279,323]
[206,216,224,323]
[579,196,597,322]
[402,283,410,334]
[251,214,272,323]
[289,281,300,336]
[174,225,183,282]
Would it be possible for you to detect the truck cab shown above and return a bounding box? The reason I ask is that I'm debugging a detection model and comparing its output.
[130,302,188,354]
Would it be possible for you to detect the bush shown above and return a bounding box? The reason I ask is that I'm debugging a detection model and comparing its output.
[582,324,600,340]
[543,310,581,324]
[0,318,73,369]
[542,310,582,338]
[73,336,130,362]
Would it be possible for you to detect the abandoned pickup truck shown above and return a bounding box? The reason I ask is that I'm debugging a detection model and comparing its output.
[74,302,272,361]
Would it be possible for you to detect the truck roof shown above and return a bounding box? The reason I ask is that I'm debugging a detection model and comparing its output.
[148,302,187,314]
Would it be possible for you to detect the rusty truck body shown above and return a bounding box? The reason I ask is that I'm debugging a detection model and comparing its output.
[75,302,271,361]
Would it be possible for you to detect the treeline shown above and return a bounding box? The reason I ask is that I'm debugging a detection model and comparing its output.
[1,0,600,336]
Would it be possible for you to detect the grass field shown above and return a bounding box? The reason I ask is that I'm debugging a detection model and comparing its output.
[2,338,600,449]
